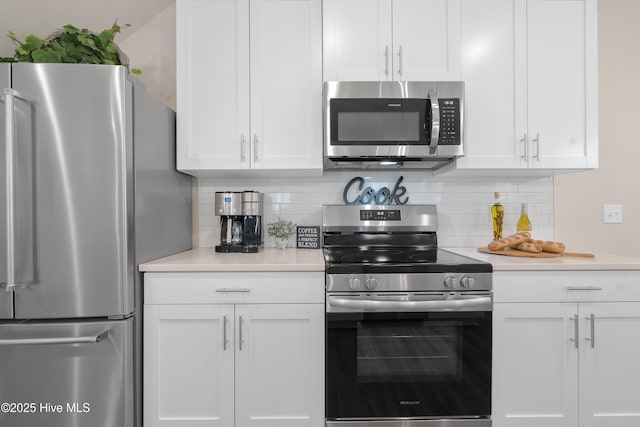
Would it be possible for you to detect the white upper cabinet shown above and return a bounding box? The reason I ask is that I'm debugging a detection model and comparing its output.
[249,0,323,171]
[523,0,598,170]
[453,0,598,173]
[456,0,520,169]
[177,0,250,172]
[177,0,322,176]
[323,0,462,81]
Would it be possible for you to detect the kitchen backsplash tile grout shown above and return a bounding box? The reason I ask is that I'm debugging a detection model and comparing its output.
[197,171,554,248]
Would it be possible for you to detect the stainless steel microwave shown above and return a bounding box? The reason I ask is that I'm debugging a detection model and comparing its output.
[323,81,464,170]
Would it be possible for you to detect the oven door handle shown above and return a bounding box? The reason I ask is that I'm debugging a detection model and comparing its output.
[327,295,492,312]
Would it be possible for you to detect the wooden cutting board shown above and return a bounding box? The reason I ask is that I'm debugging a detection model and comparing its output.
[477,247,595,258]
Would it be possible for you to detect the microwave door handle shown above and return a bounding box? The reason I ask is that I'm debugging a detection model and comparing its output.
[428,90,440,154]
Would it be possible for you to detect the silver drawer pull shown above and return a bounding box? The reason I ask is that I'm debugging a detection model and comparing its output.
[585,313,595,348]
[238,316,244,351]
[215,288,251,293]
[567,286,603,291]
[222,316,229,350]
[569,314,579,349]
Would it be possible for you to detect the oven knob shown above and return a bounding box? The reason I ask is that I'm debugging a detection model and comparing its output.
[365,276,378,290]
[460,275,476,288]
[444,275,457,289]
[348,276,361,290]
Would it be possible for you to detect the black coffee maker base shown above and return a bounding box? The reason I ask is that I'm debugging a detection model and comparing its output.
[215,245,243,253]
[242,246,262,253]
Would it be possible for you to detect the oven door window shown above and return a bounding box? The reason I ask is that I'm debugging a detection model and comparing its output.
[326,311,491,419]
[330,98,429,146]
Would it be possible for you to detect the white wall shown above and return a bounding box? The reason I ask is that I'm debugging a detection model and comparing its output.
[119,5,177,110]
[198,172,553,248]
[554,0,640,256]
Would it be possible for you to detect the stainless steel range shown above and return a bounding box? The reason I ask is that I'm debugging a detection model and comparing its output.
[323,204,493,427]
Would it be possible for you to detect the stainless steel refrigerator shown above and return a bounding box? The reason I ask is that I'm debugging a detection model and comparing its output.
[0,63,192,427]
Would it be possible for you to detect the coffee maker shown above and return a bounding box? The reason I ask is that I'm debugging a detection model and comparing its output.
[241,191,264,253]
[214,191,264,253]
[215,192,244,252]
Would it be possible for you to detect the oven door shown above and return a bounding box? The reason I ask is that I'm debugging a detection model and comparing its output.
[326,294,491,421]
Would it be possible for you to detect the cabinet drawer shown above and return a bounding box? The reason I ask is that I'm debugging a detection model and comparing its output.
[144,272,325,305]
[494,270,640,303]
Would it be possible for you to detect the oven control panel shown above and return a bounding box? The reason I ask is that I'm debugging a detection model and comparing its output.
[360,210,401,221]
[327,273,492,293]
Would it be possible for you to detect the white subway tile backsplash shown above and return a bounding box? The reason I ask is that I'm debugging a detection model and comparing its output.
[197,171,554,248]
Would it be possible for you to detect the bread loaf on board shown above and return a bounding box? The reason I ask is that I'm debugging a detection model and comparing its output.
[488,232,531,251]
[542,241,566,254]
[516,241,542,253]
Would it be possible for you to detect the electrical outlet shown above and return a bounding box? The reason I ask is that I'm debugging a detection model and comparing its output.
[603,204,623,224]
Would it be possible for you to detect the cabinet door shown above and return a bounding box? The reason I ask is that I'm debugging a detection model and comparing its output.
[323,0,392,81]
[235,304,324,427]
[579,302,640,427]
[392,0,462,81]
[524,0,598,169]
[144,304,235,427]
[249,0,322,171]
[492,303,579,427]
[457,0,522,169]
[176,0,250,172]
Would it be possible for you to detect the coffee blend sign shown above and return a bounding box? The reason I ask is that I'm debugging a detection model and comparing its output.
[296,226,320,249]
[343,176,409,205]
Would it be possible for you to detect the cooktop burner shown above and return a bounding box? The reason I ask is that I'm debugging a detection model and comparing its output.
[324,248,492,274]
[322,204,493,277]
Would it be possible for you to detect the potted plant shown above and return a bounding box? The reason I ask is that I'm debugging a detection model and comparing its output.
[266,217,296,249]
[0,22,140,74]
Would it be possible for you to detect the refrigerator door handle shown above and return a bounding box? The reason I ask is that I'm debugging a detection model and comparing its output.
[1,88,30,292]
[0,328,110,346]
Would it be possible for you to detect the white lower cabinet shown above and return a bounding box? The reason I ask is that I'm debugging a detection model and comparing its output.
[143,272,325,427]
[493,271,640,427]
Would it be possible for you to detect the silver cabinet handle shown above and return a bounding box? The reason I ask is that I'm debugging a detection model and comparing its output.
[398,45,403,76]
[428,89,440,154]
[533,133,540,161]
[215,288,251,293]
[238,316,244,351]
[240,134,246,162]
[253,134,259,162]
[222,315,229,350]
[585,313,595,348]
[384,45,390,76]
[520,133,528,161]
[0,329,109,346]
[569,314,579,349]
[1,88,29,292]
[567,286,604,291]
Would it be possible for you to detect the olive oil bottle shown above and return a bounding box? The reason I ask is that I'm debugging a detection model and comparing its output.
[491,192,504,239]
[517,203,532,233]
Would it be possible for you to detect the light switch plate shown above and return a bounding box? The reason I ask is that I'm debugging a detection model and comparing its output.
[604,204,623,224]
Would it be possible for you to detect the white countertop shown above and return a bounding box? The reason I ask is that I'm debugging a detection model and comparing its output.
[445,247,640,271]
[140,247,640,273]
[139,247,325,272]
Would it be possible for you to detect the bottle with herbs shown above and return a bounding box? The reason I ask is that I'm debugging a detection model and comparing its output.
[491,192,504,240]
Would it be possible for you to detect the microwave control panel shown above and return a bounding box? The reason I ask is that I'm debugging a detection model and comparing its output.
[438,98,461,145]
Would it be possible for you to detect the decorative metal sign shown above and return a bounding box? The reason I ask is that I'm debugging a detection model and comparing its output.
[296,226,320,249]
[343,176,409,205]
